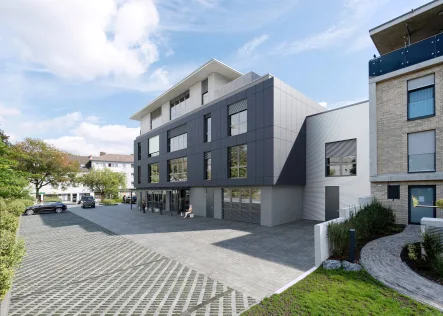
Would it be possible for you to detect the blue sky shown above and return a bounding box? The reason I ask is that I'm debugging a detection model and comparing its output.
[0,0,429,155]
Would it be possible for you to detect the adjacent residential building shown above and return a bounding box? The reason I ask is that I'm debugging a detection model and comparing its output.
[38,152,135,202]
[131,59,370,226]
[369,0,443,224]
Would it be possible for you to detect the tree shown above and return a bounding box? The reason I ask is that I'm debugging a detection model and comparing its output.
[79,168,126,198]
[0,131,29,199]
[12,138,80,200]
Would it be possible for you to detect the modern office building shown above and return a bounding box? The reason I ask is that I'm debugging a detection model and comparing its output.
[131,59,370,226]
[369,0,443,224]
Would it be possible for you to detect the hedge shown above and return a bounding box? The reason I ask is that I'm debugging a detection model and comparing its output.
[0,198,28,300]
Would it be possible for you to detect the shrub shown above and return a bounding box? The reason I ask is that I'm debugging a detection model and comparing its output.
[430,254,443,278]
[423,232,443,264]
[6,200,26,216]
[0,198,6,213]
[0,211,19,232]
[101,199,116,206]
[328,200,396,258]
[408,243,419,261]
[0,229,25,300]
[44,195,61,202]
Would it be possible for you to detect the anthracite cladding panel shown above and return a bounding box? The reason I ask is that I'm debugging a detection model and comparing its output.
[134,77,307,189]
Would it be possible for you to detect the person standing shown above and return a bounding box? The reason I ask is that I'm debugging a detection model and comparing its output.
[142,200,146,213]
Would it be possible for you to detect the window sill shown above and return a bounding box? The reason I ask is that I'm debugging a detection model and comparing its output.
[407,114,435,121]
[408,170,436,174]
[325,175,357,178]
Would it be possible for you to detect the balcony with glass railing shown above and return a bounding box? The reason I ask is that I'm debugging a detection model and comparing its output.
[369,33,443,77]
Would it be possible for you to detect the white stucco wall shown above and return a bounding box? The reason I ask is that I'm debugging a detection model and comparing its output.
[140,112,151,135]
[261,186,304,226]
[303,101,370,221]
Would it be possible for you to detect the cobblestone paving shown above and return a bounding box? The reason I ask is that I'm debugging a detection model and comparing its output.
[361,225,443,312]
[9,212,256,316]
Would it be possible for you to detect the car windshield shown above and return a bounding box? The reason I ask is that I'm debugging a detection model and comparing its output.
[84,197,94,201]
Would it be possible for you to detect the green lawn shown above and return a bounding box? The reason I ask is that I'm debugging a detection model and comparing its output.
[242,268,442,316]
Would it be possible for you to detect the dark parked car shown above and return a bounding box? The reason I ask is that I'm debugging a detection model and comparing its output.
[82,196,95,209]
[24,202,67,216]
[78,195,93,205]
[125,196,137,204]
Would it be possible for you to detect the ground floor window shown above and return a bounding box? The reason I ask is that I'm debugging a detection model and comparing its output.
[146,190,166,212]
[222,188,261,224]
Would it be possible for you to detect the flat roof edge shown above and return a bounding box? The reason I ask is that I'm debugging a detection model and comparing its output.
[369,0,442,35]
[307,100,368,118]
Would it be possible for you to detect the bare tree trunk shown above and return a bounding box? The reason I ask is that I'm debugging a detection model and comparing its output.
[35,184,40,201]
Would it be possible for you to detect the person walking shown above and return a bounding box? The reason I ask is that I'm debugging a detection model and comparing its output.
[142,200,146,213]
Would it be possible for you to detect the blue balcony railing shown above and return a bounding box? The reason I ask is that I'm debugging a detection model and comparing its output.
[369,33,443,77]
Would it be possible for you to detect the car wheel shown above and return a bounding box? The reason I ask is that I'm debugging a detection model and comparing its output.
[26,209,34,216]
[92,205,95,208]
[82,205,85,209]
[55,207,63,214]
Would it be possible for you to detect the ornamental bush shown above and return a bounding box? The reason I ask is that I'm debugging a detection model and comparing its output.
[0,229,25,300]
[328,200,396,258]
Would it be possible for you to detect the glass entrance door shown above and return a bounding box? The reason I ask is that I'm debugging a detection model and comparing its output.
[409,186,436,224]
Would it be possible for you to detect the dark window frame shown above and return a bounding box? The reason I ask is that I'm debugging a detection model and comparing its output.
[148,163,159,183]
[387,185,400,200]
[148,135,160,157]
[325,156,357,177]
[204,152,211,180]
[228,144,247,179]
[204,115,211,143]
[137,142,141,160]
[407,81,435,121]
[137,166,141,184]
[150,107,162,130]
[168,157,188,182]
[170,91,190,121]
[168,133,187,152]
[407,130,436,174]
[229,109,247,136]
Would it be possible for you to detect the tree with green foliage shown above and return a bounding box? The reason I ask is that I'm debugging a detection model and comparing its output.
[79,168,126,198]
[0,130,30,199]
[12,138,80,200]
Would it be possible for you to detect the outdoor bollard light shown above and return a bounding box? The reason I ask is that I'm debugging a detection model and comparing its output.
[349,229,356,263]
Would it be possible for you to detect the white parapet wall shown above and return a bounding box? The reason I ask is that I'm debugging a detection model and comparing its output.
[421,217,443,234]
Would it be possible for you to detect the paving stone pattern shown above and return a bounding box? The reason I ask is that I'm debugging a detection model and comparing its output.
[9,212,256,316]
[361,225,443,312]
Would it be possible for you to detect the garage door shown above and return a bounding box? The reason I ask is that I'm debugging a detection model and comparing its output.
[223,188,261,224]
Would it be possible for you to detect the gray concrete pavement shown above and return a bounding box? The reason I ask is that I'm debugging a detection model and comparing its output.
[70,203,317,299]
[10,211,256,316]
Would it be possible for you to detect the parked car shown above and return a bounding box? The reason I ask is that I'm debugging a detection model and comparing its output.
[78,195,93,205]
[24,202,67,216]
[125,196,137,204]
[82,196,96,209]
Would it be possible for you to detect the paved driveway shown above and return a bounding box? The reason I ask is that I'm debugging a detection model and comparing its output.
[10,204,316,315]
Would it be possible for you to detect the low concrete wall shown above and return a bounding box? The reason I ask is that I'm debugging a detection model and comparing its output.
[314,202,366,266]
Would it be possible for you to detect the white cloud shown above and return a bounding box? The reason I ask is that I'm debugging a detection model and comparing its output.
[319,102,328,108]
[165,49,175,58]
[0,0,160,81]
[44,121,140,155]
[347,34,373,53]
[274,0,387,56]
[238,35,270,58]
[21,112,99,132]
[0,103,20,118]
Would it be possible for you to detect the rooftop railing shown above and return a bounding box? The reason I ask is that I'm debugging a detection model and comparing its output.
[369,33,443,77]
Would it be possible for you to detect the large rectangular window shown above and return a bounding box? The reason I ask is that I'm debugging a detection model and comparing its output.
[168,157,187,182]
[229,99,247,136]
[148,135,159,157]
[151,107,162,130]
[408,130,435,173]
[325,139,357,177]
[202,78,208,105]
[204,152,211,180]
[148,163,159,183]
[408,74,435,120]
[170,90,189,121]
[168,124,187,152]
[137,166,141,184]
[229,144,247,178]
[204,114,211,142]
[137,142,141,160]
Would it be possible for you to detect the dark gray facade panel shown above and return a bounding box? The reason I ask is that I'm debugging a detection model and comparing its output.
[133,77,306,189]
